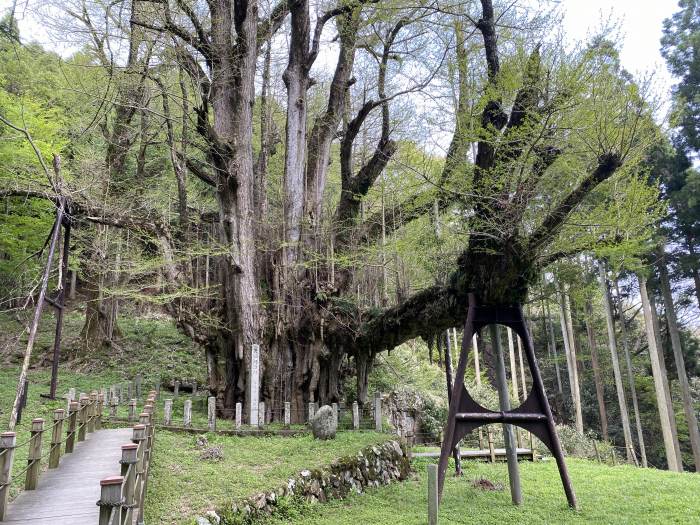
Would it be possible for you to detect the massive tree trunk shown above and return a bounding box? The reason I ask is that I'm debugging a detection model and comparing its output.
[599,262,635,463]
[638,273,682,471]
[584,299,609,441]
[657,247,700,471]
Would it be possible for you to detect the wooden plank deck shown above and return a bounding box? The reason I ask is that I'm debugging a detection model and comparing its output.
[4,428,132,524]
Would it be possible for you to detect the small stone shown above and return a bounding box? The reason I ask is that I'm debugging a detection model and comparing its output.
[310,405,337,440]
[195,518,210,525]
[205,510,221,524]
[199,446,224,462]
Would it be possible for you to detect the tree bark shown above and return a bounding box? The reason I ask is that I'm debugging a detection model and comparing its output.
[614,278,647,467]
[657,247,700,471]
[638,273,683,471]
[556,280,583,433]
[584,299,609,441]
[599,262,635,463]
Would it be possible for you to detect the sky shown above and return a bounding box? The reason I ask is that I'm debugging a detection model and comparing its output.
[1,0,682,117]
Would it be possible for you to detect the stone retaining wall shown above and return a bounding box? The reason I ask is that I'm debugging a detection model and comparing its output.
[197,440,411,524]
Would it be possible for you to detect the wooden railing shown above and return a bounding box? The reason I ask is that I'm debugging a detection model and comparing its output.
[0,390,104,520]
[97,391,157,525]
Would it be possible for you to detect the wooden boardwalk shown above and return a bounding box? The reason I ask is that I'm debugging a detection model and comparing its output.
[4,428,132,524]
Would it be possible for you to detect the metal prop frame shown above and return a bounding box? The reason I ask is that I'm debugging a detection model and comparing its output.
[437,293,577,509]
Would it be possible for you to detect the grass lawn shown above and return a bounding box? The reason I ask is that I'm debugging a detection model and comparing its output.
[145,430,393,524]
[267,458,700,524]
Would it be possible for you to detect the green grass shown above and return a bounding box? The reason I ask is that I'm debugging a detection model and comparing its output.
[145,431,393,524]
[265,458,700,524]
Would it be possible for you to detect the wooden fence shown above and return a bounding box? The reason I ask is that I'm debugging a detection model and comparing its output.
[0,390,104,520]
[97,391,157,525]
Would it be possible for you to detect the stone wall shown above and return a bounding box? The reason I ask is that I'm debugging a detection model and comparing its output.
[197,440,411,524]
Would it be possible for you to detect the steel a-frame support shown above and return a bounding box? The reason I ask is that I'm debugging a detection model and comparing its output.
[437,293,577,509]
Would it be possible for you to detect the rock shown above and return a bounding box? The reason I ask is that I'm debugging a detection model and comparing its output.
[195,517,211,525]
[195,435,209,448]
[310,405,337,440]
[199,446,224,462]
[205,510,221,524]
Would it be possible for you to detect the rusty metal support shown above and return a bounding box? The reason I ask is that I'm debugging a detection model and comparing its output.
[437,293,577,509]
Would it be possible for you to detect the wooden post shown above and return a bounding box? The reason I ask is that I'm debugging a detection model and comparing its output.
[65,401,79,453]
[98,476,123,525]
[120,443,138,524]
[173,380,180,398]
[208,397,216,431]
[352,401,359,430]
[128,382,133,401]
[78,395,88,442]
[164,399,173,426]
[0,432,16,520]
[88,391,97,433]
[258,402,265,428]
[183,399,192,428]
[593,441,601,463]
[49,408,64,468]
[284,402,291,428]
[374,394,382,432]
[128,399,137,423]
[332,403,338,429]
[25,418,44,490]
[96,393,104,430]
[427,463,438,525]
[235,402,242,430]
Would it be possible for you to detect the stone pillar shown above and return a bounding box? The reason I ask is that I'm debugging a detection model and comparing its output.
[110,397,118,418]
[284,402,291,428]
[374,394,382,432]
[235,402,242,430]
[332,403,338,429]
[173,380,180,398]
[163,399,173,426]
[134,374,142,398]
[183,399,192,428]
[308,402,315,423]
[352,401,360,430]
[128,399,137,423]
[249,344,260,427]
[258,402,265,428]
[208,397,216,431]
[66,387,76,412]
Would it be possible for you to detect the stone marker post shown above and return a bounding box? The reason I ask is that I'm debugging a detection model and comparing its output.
[173,380,180,398]
[249,344,260,427]
[208,397,216,431]
[374,394,382,432]
[49,409,64,468]
[127,381,133,400]
[134,374,142,398]
[258,402,265,428]
[164,399,173,426]
[66,387,76,412]
[427,463,438,525]
[128,399,137,422]
[332,403,338,429]
[0,432,16,520]
[308,402,315,423]
[192,381,198,397]
[235,402,242,430]
[352,401,360,430]
[110,397,118,418]
[184,399,192,427]
[284,402,291,427]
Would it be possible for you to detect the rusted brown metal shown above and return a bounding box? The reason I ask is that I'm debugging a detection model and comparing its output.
[437,292,577,509]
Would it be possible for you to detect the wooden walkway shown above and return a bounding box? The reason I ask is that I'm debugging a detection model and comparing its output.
[3,428,132,524]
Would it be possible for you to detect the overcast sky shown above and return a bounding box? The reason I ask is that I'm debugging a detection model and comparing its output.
[2,0,682,118]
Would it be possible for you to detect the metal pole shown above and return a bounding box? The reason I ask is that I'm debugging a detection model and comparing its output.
[489,324,522,505]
